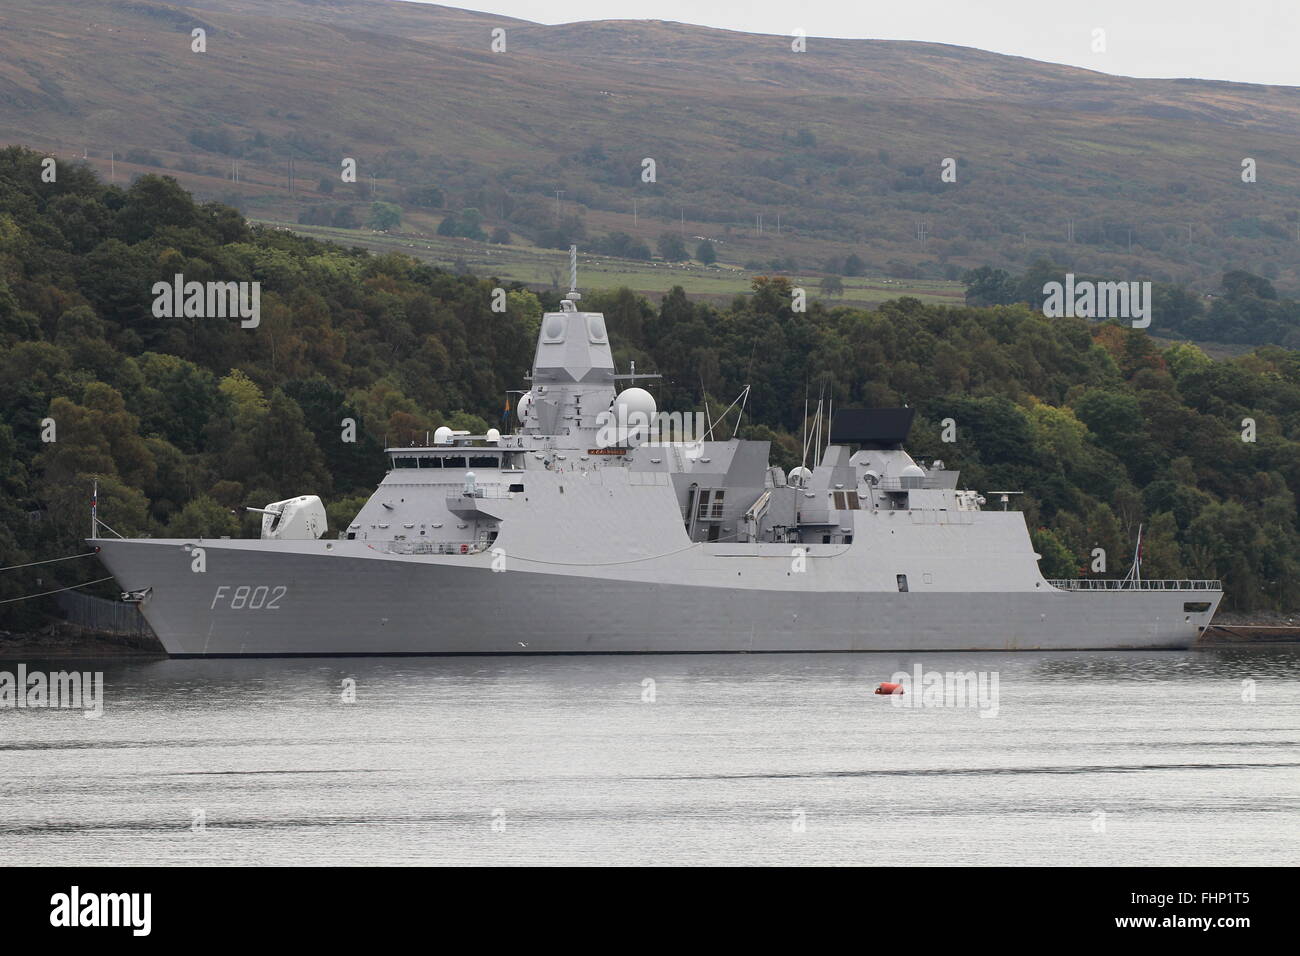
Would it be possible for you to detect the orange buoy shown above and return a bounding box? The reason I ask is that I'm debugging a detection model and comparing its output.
[875,682,904,695]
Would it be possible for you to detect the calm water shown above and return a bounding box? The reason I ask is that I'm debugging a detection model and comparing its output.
[1,648,1297,866]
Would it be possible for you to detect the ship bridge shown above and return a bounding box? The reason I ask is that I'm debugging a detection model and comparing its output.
[387,445,527,471]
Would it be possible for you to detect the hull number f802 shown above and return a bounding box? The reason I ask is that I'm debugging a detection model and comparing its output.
[210,585,286,610]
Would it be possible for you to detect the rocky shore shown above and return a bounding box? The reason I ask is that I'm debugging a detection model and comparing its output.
[0,623,166,658]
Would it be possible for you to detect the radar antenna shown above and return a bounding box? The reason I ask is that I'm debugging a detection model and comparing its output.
[986,491,1024,511]
[566,244,581,303]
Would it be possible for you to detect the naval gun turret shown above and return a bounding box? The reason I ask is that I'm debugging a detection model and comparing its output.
[245,495,328,540]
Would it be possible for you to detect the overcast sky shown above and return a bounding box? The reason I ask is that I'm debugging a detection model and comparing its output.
[414,1,1300,87]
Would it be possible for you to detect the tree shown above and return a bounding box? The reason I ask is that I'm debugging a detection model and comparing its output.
[961,266,1018,307]
[819,275,844,298]
[401,185,444,209]
[1141,511,1188,579]
[592,232,650,260]
[657,233,688,262]
[437,208,486,241]
[695,239,717,265]
[247,389,331,494]
[1072,388,1144,462]
[368,202,402,231]
[1031,527,1077,578]
[112,174,205,243]
[165,494,239,538]
[1221,269,1276,300]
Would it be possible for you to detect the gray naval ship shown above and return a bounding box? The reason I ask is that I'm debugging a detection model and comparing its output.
[92,280,1223,656]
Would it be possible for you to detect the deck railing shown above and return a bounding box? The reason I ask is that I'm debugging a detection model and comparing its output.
[1047,578,1222,591]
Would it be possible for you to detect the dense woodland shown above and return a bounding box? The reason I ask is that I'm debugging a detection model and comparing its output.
[3,146,1300,627]
[963,264,1300,346]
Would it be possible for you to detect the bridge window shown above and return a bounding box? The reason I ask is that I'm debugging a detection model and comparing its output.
[393,457,419,469]
[420,457,442,468]
[697,490,724,519]
[468,456,499,469]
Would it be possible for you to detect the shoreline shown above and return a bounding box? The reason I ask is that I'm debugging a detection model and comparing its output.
[0,623,166,659]
[2,621,1298,659]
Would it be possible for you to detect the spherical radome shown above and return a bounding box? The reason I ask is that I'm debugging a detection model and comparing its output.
[613,387,657,422]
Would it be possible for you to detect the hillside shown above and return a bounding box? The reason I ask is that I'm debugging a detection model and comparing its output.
[2,0,1299,292]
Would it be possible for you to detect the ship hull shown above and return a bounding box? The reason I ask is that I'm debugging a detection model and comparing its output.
[93,538,1221,656]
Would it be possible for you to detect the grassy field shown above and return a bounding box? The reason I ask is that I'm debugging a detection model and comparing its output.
[267,220,966,308]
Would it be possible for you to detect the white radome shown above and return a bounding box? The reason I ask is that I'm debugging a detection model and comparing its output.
[613,387,657,423]
[433,426,454,445]
[613,387,657,446]
[517,391,534,422]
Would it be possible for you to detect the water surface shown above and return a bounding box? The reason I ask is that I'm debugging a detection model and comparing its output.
[1,648,1296,865]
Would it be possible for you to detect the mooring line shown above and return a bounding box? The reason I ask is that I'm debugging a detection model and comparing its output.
[0,552,98,572]
[0,576,116,604]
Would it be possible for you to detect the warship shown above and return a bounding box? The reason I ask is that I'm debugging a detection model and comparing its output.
[92,257,1222,655]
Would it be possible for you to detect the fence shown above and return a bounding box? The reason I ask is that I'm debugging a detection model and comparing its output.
[1046,579,1222,591]
[55,590,157,639]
